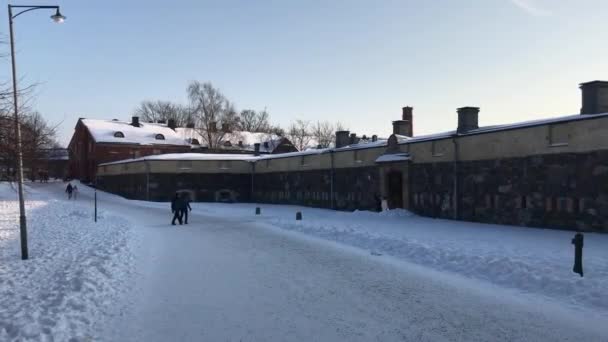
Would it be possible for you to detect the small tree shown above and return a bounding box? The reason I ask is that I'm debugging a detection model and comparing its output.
[238,109,270,132]
[286,119,313,151]
[312,121,335,148]
[187,81,238,149]
[133,100,192,126]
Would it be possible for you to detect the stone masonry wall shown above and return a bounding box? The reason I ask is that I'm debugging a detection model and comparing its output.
[253,166,380,211]
[410,150,608,232]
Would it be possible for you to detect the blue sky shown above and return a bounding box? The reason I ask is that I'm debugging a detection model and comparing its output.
[2,0,607,146]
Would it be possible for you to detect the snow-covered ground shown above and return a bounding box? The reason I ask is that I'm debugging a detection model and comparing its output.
[2,181,607,341]
[0,182,134,341]
[106,193,608,313]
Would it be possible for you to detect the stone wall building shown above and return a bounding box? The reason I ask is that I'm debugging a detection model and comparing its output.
[96,81,608,232]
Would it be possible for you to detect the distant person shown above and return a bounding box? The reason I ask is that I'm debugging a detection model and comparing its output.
[73,185,79,199]
[171,192,183,225]
[381,197,389,212]
[181,193,192,224]
[65,183,73,200]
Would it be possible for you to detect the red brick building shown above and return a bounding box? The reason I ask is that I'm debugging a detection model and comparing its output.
[68,117,190,183]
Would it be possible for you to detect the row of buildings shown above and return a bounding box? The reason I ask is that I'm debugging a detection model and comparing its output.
[73,81,608,232]
[67,118,297,183]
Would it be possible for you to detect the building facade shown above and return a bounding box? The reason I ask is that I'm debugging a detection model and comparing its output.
[68,117,191,183]
[96,81,608,232]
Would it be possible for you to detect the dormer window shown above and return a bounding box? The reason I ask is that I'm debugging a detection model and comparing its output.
[114,131,124,138]
[155,134,165,140]
[190,138,200,145]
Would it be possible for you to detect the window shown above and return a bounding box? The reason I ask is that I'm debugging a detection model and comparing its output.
[431,141,444,157]
[133,151,141,158]
[190,138,200,145]
[354,150,363,163]
[153,149,161,155]
[177,160,192,170]
[155,134,165,140]
[301,155,309,166]
[114,131,124,138]
[219,160,232,170]
[265,159,271,168]
[548,124,569,147]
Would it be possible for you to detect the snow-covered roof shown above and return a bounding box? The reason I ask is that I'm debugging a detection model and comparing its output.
[99,112,608,166]
[81,119,189,146]
[175,128,288,152]
[375,153,411,163]
[100,153,258,166]
[400,112,608,144]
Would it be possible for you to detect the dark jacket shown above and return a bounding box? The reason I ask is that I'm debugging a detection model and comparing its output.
[65,184,73,193]
[171,195,180,212]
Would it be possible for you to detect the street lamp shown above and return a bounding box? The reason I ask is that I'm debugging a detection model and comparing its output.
[8,4,66,260]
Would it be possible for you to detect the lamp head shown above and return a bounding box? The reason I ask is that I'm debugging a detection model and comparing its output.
[50,9,65,23]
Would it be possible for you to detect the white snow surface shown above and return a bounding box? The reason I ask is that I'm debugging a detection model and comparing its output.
[375,152,411,163]
[125,200,608,313]
[2,182,608,341]
[100,152,258,166]
[0,182,134,341]
[81,118,189,146]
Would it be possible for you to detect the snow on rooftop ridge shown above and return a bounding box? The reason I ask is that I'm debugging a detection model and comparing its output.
[398,112,608,145]
[82,119,189,146]
[99,153,259,166]
[375,153,411,163]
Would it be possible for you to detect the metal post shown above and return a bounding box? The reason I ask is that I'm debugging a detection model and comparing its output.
[94,189,97,222]
[9,5,28,260]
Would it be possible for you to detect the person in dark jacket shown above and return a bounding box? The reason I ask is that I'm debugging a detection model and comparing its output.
[171,192,183,225]
[181,194,192,224]
[65,183,73,200]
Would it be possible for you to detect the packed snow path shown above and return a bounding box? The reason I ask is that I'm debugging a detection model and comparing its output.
[33,184,608,341]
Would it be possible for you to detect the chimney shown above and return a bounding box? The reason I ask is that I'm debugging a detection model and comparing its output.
[168,119,177,131]
[371,134,378,142]
[221,123,231,133]
[402,106,413,136]
[238,140,243,147]
[335,130,350,148]
[157,119,166,124]
[392,106,413,136]
[209,121,217,133]
[349,133,357,145]
[131,116,140,127]
[186,122,195,128]
[254,143,261,156]
[580,81,608,115]
[457,107,480,133]
[263,141,269,149]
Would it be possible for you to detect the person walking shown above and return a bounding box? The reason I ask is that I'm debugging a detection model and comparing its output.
[73,185,79,200]
[181,193,192,224]
[65,183,73,200]
[171,192,183,225]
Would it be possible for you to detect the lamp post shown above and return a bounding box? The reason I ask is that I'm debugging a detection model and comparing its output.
[8,4,66,260]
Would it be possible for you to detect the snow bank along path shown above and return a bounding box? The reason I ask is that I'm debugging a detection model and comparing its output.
[0,182,134,341]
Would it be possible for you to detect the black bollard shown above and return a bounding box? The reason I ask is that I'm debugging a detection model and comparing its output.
[296,211,302,221]
[255,207,261,215]
[571,232,584,277]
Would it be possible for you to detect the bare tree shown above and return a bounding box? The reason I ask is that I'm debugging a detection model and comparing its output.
[286,119,313,151]
[187,81,238,149]
[238,109,270,132]
[133,100,192,126]
[335,121,348,132]
[312,121,335,148]
[0,111,58,180]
